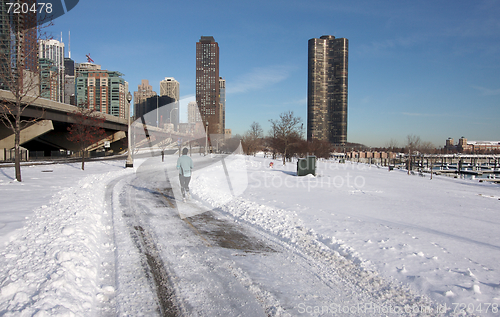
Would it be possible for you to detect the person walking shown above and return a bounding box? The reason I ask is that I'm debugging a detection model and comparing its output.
[176,148,193,201]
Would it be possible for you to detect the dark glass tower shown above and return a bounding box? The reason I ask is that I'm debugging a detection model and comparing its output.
[307,35,348,145]
[196,36,222,135]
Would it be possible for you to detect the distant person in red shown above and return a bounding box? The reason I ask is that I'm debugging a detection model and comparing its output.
[176,148,193,201]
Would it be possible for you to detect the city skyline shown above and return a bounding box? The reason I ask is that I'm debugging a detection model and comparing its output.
[43,0,500,147]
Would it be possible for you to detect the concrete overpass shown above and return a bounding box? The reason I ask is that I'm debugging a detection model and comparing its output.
[0,90,129,156]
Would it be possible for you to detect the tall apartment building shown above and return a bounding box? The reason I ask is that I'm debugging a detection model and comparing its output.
[219,77,226,135]
[75,65,126,118]
[39,39,64,102]
[0,0,38,89]
[160,77,179,101]
[64,57,75,105]
[307,35,348,145]
[39,58,59,101]
[134,79,157,119]
[188,101,202,124]
[196,36,223,135]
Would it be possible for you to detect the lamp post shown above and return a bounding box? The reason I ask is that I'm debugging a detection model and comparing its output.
[125,92,133,168]
[205,121,209,156]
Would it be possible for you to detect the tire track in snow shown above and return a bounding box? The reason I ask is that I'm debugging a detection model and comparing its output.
[107,173,182,316]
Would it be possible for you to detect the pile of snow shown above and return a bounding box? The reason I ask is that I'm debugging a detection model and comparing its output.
[0,161,131,315]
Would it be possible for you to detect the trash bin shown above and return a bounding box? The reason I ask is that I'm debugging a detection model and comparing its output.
[297,155,316,176]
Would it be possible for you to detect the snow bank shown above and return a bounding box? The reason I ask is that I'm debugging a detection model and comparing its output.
[0,168,130,316]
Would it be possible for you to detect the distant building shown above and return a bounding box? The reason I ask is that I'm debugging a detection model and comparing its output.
[39,39,65,102]
[307,35,349,145]
[64,57,75,105]
[134,79,157,119]
[219,77,226,136]
[0,0,38,89]
[196,36,224,135]
[75,65,126,118]
[160,77,179,101]
[76,62,101,72]
[39,58,59,101]
[188,101,202,124]
[137,95,177,129]
[445,137,500,153]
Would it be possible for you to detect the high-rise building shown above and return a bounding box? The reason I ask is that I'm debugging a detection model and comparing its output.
[219,77,226,135]
[39,58,59,101]
[196,36,223,135]
[307,35,348,145]
[188,101,202,124]
[0,0,38,89]
[75,65,126,118]
[39,39,65,102]
[64,57,75,105]
[160,77,179,101]
[137,95,177,128]
[134,79,157,119]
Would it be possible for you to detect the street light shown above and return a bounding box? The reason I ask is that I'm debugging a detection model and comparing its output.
[125,91,133,168]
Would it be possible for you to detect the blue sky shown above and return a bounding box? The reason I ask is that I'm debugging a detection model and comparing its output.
[46,0,500,147]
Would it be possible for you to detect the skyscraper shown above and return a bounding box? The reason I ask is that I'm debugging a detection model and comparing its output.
[307,35,348,145]
[0,0,38,89]
[64,57,75,105]
[134,79,156,119]
[219,77,226,135]
[196,36,222,135]
[39,39,65,102]
[160,77,179,101]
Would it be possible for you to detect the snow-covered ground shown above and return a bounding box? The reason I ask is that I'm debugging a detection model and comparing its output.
[0,153,499,316]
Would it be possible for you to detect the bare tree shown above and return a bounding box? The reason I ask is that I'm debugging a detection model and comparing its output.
[0,13,54,181]
[385,138,399,152]
[405,134,421,174]
[66,107,107,170]
[268,111,302,165]
[242,121,263,155]
[419,141,435,154]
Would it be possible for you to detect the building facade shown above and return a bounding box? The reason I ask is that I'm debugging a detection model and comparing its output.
[39,39,64,102]
[39,58,59,101]
[137,95,177,128]
[160,77,179,101]
[307,35,348,145]
[188,100,202,124]
[64,57,75,105]
[0,0,38,90]
[219,77,226,135]
[134,79,157,119]
[75,65,126,118]
[446,137,500,153]
[196,36,223,135]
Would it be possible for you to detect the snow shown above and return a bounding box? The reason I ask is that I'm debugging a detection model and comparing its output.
[0,154,499,316]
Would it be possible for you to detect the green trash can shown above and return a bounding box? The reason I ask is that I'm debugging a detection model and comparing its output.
[297,156,316,176]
